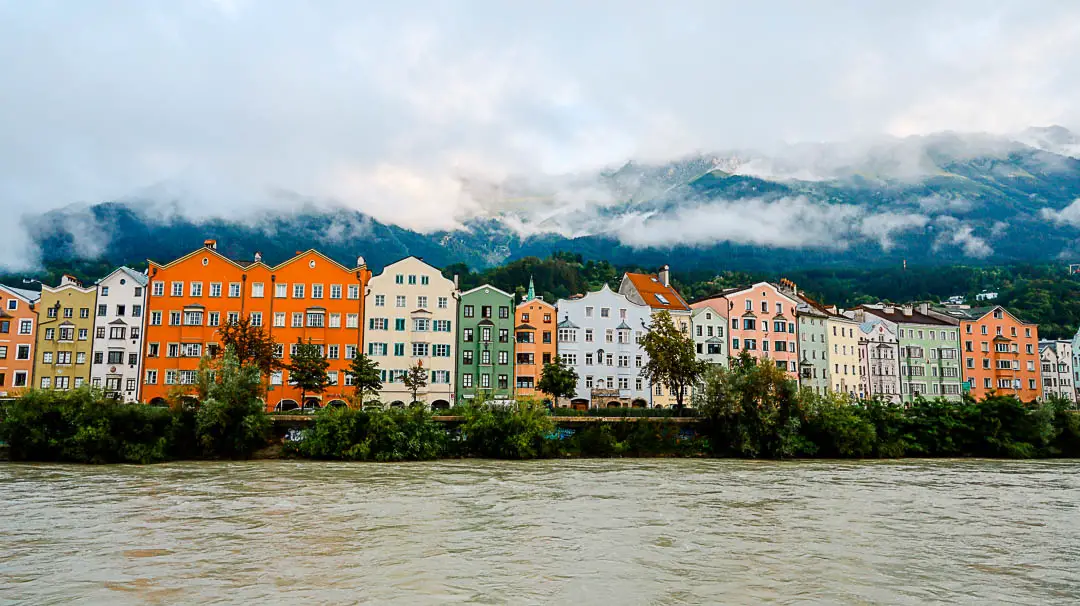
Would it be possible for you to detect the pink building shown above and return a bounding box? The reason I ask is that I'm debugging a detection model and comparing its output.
[691,282,800,379]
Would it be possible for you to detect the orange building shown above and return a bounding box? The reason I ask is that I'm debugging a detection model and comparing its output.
[142,240,371,410]
[944,305,1041,401]
[0,284,41,396]
[514,279,557,400]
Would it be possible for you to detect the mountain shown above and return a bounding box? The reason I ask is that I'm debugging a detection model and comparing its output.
[14,129,1080,277]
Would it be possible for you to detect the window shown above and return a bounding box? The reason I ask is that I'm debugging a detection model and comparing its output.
[368,342,388,356]
[396,295,407,308]
[434,344,451,357]
[499,306,510,319]
[312,284,324,299]
[346,314,359,328]
[109,326,126,339]
[480,374,491,388]
[418,296,428,309]
[374,294,386,307]
[481,306,492,319]
[499,329,509,343]
[273,312,286,328]
[498,351,509,365]
[347,284,360,299]
[463,328,474,342]
[414,318,430,332]
[600,307,610,318]
[481,350,491,365]
[498,375,509,390]
[292,312,305,328]
[462,373,473,388]
[464,305,475,318]
[228,283,241,298]
[412,343,429,357]
[329,313,341,328]
[481,327,492,342]
[434,320,451,332]
[438,297,448,309]
[743,319,755,331]
[18,319,32,335]
[16,345,30,360]
[96,304,107,317]
[171,281,184,297]
[394,318,405,331]
[0,320,7,333]
[306,312,324,328]
[107,351,124,365]
[330,284,342,299]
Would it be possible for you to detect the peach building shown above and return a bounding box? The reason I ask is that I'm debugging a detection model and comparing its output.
[691,282,800,380]
[514,278,557,400]
[0,284,41,396]
[938,305,1041,401]
[142,240,371,410]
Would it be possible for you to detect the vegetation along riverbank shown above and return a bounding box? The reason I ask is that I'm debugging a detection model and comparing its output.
[2,348,1078,464]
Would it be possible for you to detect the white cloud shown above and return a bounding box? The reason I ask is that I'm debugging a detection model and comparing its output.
[1040,198,1080,226]
[932,217,993,258]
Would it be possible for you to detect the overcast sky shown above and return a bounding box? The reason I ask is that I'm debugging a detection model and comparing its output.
[2,0,1080,265]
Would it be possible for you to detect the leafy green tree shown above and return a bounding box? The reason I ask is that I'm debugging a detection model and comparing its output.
[346,351,383,408]
[694,351,803,458]
[288,338,330,407]
[538,356,579,404]
[217,317,279,375]
[402,361,428,406]
[639,310,706,409]
[194,346,270,458]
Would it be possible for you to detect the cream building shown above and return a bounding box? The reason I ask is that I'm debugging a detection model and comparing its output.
[364,257,458,408]
[825,309,861,397]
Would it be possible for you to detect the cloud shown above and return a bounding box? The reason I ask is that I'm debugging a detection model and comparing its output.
[1040,198,1080,226]
[932,217,993,258]
[3,1,1080,269]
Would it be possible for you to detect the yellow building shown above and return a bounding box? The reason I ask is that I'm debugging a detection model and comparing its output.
[825,308,861,398]
[34,275,98,391]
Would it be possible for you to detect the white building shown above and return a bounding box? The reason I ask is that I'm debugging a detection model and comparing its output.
[1039,340,1075,402]
[854,316,902,404]
[364,257,458,408]
[556,284,653,408]
[90,267,148,402]
[691,306,727,367]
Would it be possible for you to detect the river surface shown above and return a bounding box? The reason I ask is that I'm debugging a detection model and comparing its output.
[1,459,1078,605]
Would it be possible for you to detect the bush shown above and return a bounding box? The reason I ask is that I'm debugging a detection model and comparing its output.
[0,388,189,464]
[193,349,270,458]
[287,406,445,461]
[457,399,554,459]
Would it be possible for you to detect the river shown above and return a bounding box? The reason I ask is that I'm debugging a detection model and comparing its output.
[1,459,1078,604]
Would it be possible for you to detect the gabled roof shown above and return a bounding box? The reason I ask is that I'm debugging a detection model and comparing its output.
[516,323,536,331]
[97,266,149,287]
[940,305,1035,325]
[616,320,633,330]
[460,284,515,299]
[557,316,579,329]
[622,273,691,312]
[151,245,367,273]
[0,284,41,303]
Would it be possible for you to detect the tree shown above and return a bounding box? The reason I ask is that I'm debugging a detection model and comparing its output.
[346,351,383,408]
[538,356,579,404]
[402,361,428,406]
[639,310,706,409]
[288,338,330,408]
[217,317,279,375]
[194,345,271,458]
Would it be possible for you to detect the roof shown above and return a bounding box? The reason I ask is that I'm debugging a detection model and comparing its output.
[855,305,955,326]
[460,284,515,299]
[97,266,149,287]
[616,320,633,330]
[151,246,368,273]
[0,285,42,302]
[934,305,1036,325]
[557,316,579,329]
[622,273,691,312]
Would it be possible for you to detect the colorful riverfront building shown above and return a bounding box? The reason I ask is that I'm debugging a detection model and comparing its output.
[619,266,692,406]
[142,240,372,410]
[0,284,40,396]
[90,267,147,402]
[932,305,1040,401]
[34,275,97,391]
[514,278,557,399]
[692,282,801,380]
[856,304,963,402]
[456,284,516,402]
[364,256,457,409]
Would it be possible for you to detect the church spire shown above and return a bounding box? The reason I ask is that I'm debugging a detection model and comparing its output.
[525,275,536,302]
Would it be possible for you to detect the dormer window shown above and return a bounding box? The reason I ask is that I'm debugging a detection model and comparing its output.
[655,294,670,305]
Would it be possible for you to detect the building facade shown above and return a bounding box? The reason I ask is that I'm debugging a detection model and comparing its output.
[857,304,963,402]
[0,285,40,396]
[691,306,727,367]
[456,285,516,402]
[790,291,829,394]
[1039,340,1075,402]
[826,311,862,398]
[514,281,557,400]
[143,241,372,410]
[937,305,1041,401]
[90,267,148,402]
[364,256,456,408]
[619,266,693,406]
[693,282,800,379]
[854,316,901,404]
[34,275,97,391]
[556,285,652,408]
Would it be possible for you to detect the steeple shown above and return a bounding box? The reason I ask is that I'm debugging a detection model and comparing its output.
[524,275,536,302]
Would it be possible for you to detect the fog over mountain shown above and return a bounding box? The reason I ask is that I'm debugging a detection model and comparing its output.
[4,2,1080,271]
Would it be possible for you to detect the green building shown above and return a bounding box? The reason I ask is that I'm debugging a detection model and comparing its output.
[456,285,516,402]
[857,304,963,402]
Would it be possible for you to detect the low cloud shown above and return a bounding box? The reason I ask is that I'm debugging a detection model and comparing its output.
[932,217,993,258]
[1040,198,1080,226]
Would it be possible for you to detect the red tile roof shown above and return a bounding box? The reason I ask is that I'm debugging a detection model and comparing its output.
[624,273,691,312]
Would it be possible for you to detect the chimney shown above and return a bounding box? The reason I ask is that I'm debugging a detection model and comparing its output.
[883,305,895,314]
[453,274,460,290]
[204,239,217,250]
[854,310,866,323]
[659,265,670,288]
[60,274,80,287]
[254,251,262,263]
[918,302,929,315]
[902,304,913,317]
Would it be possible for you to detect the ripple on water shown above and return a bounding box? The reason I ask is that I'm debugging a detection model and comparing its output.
[1,459,1079,604]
